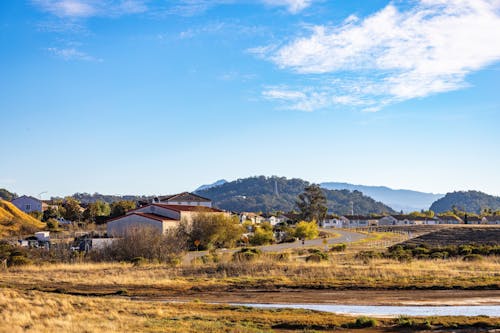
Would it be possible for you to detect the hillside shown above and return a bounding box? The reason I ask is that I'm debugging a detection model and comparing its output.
[430,191,500,214]
[0,200,45,237]
[320,182,443,212]
[0,189,17,201]
[195,176,395,215]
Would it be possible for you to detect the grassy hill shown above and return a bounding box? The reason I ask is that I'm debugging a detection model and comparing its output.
[0,200,45,237]
[195,176,395,215]
[430,191,500,214]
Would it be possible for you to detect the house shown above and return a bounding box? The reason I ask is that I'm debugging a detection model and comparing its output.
[437,215,463,224]
[261,214,287,226]
[153,192,212,208]
[379,215,437,226]
[239,212,265,224]
[321,215,348,228]
[342,215,380,228]
[106,203,225,237]
[11,195,43,213]
[482,216,500,225]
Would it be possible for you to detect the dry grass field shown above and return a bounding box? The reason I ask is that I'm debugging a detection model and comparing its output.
[1,288,499,333]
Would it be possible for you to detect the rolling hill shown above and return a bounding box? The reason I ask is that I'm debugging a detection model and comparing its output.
[0,200,45,237]
[430,191,500,214]
[195,176,395,215]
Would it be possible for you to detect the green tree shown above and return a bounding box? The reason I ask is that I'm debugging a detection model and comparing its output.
[249,224,274,245]
[294,221,319,240]
[42,206,60,221]
[110,200,136,218]
[62,197,82,222]
[180,213,244,250]
[83,200,111,222]
[296,184,327,223]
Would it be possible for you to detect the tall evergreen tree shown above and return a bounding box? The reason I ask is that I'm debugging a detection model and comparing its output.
[296,184,328,223]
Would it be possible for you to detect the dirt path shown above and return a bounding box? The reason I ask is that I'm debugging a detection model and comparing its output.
[132,289,500,306]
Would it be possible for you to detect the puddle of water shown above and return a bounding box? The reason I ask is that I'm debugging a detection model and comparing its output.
[230,303,500,317]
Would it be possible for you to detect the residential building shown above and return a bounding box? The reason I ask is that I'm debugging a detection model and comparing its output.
[153,192,212,207]
[482,216,500,224]
[106,203,225,237]
[11,195,43,213]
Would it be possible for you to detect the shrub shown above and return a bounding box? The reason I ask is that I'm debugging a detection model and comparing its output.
[8,255,32,266]
[233,248,262,262]
[330,243,346,252]
[94,226,187,263]
[430,251,449,259]
[305,250,328,262]
[354,317,377,328]
[356,250,382,261]
[249,226,274,246]
[463,254,483,262]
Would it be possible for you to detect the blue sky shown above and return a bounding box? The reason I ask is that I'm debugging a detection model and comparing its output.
[1,0,500,198]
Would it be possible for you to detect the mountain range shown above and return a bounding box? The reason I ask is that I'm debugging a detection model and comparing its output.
[195,176,394,215]
[320,182,443,212]
[196,179,443,212]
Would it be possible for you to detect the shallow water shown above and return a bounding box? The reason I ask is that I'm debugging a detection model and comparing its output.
[231,303,500,317]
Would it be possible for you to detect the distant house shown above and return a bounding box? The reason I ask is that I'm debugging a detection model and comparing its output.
[379,215,436,226]
[153,192,212,208]
[322,215,348,228]
[11,195,43,214]
[261,214,287,226]
[482,216,500,225]
[239,212,265,224]
[107,203,225,237]
[342,215,381,228]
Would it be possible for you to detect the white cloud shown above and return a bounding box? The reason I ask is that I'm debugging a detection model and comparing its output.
[47,47,102,61]
[257,0,500,111]
[32,0,148,18]
[261,0,314,13]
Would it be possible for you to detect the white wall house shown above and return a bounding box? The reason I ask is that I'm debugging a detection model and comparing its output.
[107,203,225,237]
[321,216,348,228]
[482,216,500,224]
[11,195,43,213]
[342,215,380,228]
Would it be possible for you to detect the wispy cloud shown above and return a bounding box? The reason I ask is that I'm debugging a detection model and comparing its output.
[32,0,148,18]
[261,0,314,14]
[46,47,102,61]
[254,0,500,111]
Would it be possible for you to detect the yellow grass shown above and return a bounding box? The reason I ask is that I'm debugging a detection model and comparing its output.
[2,255,499,294]
[0,200,44,237]
[1,288,498,333]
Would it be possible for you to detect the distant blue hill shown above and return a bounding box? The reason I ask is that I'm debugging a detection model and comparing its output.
[320,182,443,213]
[195,179,227,192]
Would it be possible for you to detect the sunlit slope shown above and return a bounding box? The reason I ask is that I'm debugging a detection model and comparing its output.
[0,200,44,237]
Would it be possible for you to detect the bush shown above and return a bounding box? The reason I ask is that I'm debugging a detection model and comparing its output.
[249,226,274,246]
[305,250,328,262]
[94,226,187,263]
[430,251,449,259]
[354,317,377,328]
[233,248,262,262]
[356,250,382,261]
[463,254,483,262]
[330,243,346,252]
[9,255,32,266]
[46,218,59,230]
